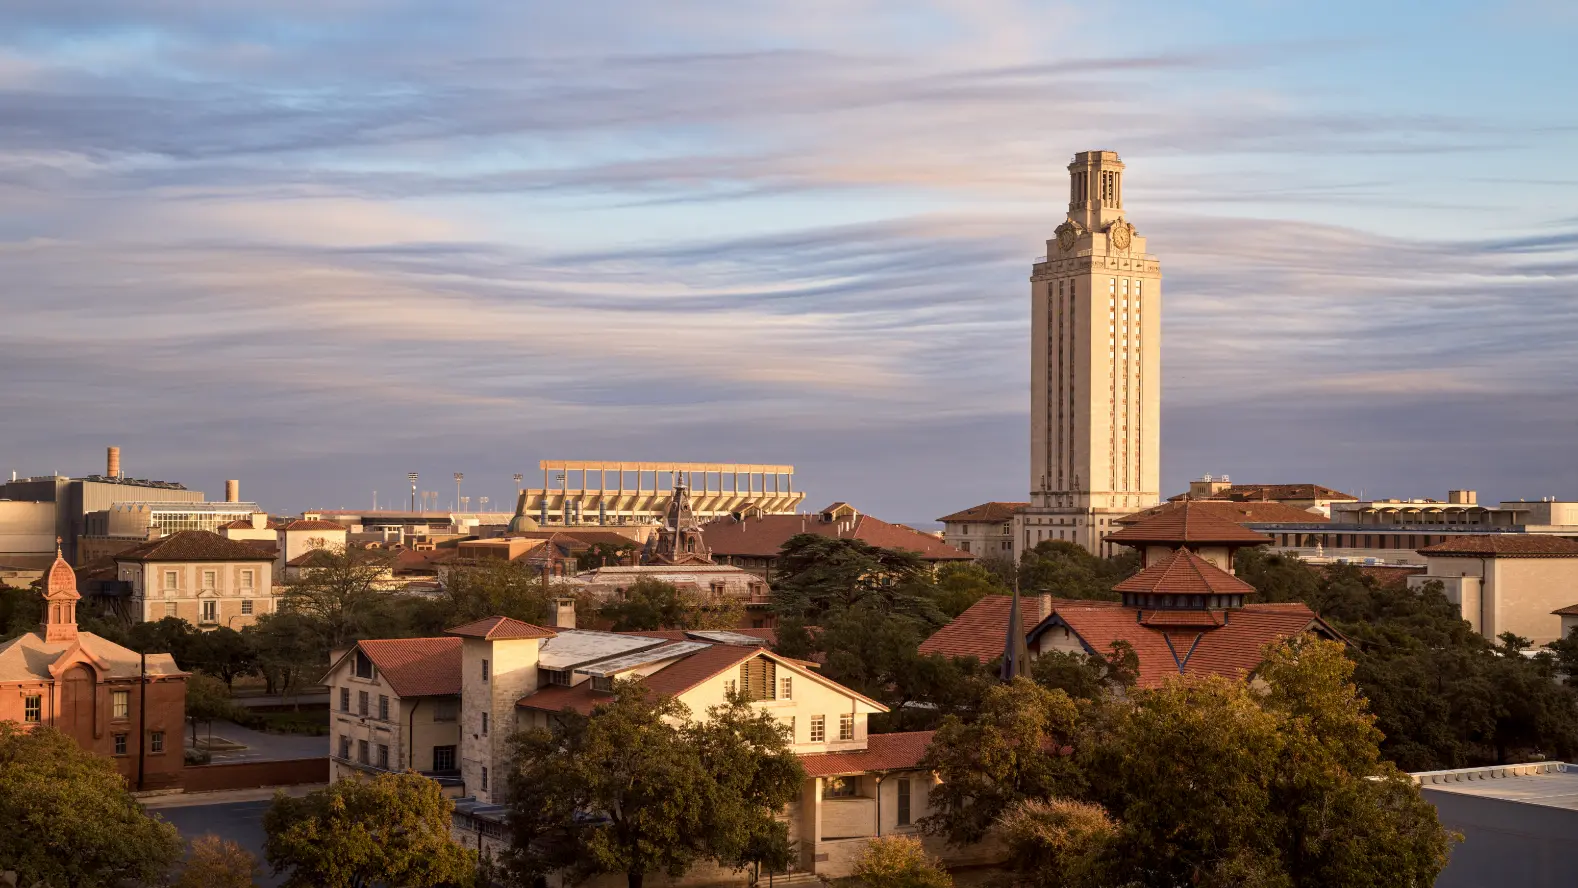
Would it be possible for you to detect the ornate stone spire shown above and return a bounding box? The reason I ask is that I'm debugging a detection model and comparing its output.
[642,481,712,566]
[42,537,80,644]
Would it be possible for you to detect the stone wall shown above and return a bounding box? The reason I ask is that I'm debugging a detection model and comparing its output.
[182,757,328,793]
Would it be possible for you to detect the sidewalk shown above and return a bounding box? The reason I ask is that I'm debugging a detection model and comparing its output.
[140,784,325,810]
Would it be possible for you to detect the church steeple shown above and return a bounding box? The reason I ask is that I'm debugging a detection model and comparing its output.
[41,537,80,644]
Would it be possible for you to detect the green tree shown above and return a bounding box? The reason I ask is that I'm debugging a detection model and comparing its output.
[278,546,396,648]
[996,799,1115,888]
[851,836,952,888]
[175,834,260,888]
[1016,540,1137,602]
[578,541,637,570]
[919,677,1083,844]
[1029,640,1138,702]
[440,559,556,627]
[263,771,475,888]
[930,562,1005,618]
[187,672,240,746]
[599,577,745,632]
[0,723,184,887]
[187,626,259,688]
[770,535,942,625]
[0,582,42,640]
[245,611,328,699]
[504,682,804,888]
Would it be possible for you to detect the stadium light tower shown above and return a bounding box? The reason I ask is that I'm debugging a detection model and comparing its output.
[453,473,464,512]
[408,472,419,512]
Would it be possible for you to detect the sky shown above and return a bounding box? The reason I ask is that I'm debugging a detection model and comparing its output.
[2,0,1576,524]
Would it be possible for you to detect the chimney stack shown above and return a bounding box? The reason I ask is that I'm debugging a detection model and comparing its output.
[107,446,121,479]
[553,597,577,630]
[226,480,240,503]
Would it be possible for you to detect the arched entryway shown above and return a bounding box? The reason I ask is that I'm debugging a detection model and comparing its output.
[59,664,96,739]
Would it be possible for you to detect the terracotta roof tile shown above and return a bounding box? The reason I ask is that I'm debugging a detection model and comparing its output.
[516,682,609,716]
[220,517,281,530]
[641,644,763,698]
[1106,502,1274,546]
[355,637,462,697]
[281,519,348,532]
[1552,604,1578,617]
[1122,499,1328,526]
[447,616,558,640]
[936,502,1028,523]
[915,595,1123,661]
[701,512,971,561]
[1419,535,1578,557]
[800,731,937,777]
[1139,609,1225,627]
[1112,549,1258,597]
[114,530,278,563]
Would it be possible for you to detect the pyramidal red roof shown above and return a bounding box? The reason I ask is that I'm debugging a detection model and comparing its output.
[1105,501,1273,546]
[1112,548,1257,597]
[446,616,557,640]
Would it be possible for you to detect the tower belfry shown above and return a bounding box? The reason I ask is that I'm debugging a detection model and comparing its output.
[1020,150,1161,557]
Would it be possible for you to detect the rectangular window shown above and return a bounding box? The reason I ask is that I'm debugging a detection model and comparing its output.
[481,766,489,791]
[377,744,389,769]
[163,570,177,590]
[378,695,389,721]
[590,675,615,693]
[432,699,458,722]
[112,690,129,719]
[481,712,489,736]
[897,778,912,826]
[481,659,490,683]
[357,739,369,764]
[740,658,776,701]
[354,650,375,679]
[202,570,217,588]
[163,601,177,617]
[723,678,738,697]
[23,695,41,723]
[433,745,457,771]
[339,735,351,759]
[113,733,127,755]
[358,690,369,716]
[150,731,165,753]
[825,776,858,799]
[779,676,793,700]
[340,687,350,712]
[809,716,825,743]
[240,569,254,589]
[839,713,855,741]
[201,599,217,623]
[545,669,572,687]
[240,599,253,615]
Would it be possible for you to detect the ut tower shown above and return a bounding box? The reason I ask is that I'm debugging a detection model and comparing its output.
[1021,150,1161,556]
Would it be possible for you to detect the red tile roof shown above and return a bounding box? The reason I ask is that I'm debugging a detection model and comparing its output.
[355,637,463,697]
[701,512,971,561]
[1112,549,1258,597]
[113,530,278,563]
[281,519,348,532]
[1105,502,1274,546]
[220,517,281,530]
[516,682,609,716]
[447,616,558,640]
[916,595,1124,660]
[1551,604,1578,617]
[1139,609,1226,627]
[936,502,1027,523]
[642,644,764,698]
[1418,535,1578,557]
[800,731,937,777]
[1121,499,1328,526]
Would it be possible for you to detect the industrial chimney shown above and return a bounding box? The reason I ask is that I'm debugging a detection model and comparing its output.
[225,480,240,503]
[107,446,121,479]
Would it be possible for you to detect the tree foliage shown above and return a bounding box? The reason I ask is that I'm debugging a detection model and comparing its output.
[504,682,804,888]
[1016,540,1139,602]
[851,836,953,888]
[0,582,42,641]
[278,546,397,648]
[931,563,1006,619]
[175,834,260,888]
[263,771,475,888]
[1239,549,1578,768]
[0,723,184,888]
[770,534,942,625]
[598,577,745,632]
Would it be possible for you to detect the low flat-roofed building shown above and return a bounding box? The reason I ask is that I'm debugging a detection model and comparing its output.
[1408,534,1578,645]
[1171,476,1358,517]
[1414,762,1578,888]
[515,461,806,529]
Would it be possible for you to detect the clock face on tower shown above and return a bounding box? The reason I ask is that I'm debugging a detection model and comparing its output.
[1056,222,1077,252]
[1109,220,1132,251]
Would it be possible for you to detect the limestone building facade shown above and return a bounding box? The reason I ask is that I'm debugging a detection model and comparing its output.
[1020,150,1161,556]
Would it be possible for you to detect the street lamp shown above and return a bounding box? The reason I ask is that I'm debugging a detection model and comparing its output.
[408,472,419,512]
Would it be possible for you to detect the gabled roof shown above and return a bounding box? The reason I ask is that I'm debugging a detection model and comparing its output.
[280,519,348,532]
[351,637,462,697]
[220,517,281,530]
[1419,535,1578,558]
[800,731,936,777]
[113,530,278,563]
[1105,502,1274,546]
[0,631,183,683]
[916,595,1124,661]
[700,512,971,561]
[1112,549,1257,597]
[447,616,558,640]
[1121,499,1329,526]
[936,502,1027,523]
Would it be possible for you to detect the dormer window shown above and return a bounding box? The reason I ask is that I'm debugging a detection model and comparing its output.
[354,650,375,679]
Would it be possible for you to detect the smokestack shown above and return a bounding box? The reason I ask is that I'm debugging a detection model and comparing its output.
[107,446,121,479]
[226,480,240,503]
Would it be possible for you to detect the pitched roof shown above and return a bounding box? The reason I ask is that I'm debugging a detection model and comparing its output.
[1418,535,1578,558]
[1112,549,1258,597]
[447,616,558,640]
[700,512,971,561]
[515,681,608,715]
[936,502,1028,523]
[916,594,1125,660]
[220,517,281,530]
[1219,483,1357,502]
[354,637,463,697]
[113,530,278,563]
[1551,604,1578,617]
[1122,499,1329,527]
[0,631,183,683]
[800,731,937,777]
[1105,502,1274,546]
[280,519,348,532]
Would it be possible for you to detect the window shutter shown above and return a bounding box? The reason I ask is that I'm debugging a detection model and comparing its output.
[740,657,778,701]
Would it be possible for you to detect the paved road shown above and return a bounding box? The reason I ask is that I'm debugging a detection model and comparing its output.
[154,799,286,887]
[189,719,324,763]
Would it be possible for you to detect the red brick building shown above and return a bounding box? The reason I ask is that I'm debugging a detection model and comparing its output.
[0,544,187,790]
